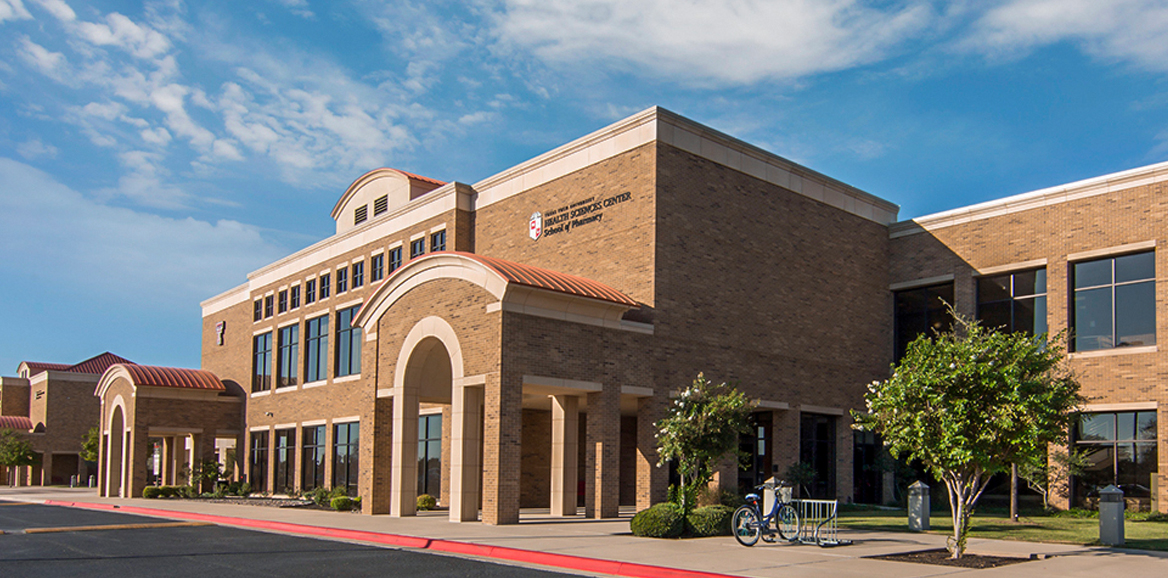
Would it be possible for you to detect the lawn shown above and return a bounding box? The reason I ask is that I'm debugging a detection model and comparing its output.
[836,506,1168,552]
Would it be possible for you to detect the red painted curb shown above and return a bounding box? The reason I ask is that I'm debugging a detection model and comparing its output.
[43,500,738,578]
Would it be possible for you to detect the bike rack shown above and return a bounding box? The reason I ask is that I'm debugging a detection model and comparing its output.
[792,499,853,547]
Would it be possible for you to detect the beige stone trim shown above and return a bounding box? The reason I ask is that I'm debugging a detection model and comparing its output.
[334,374,361,384]
[620,385,654,397]
[301,419,327,427]
[756,400,791,410]
[392,316,466,396]
[333,416,361,424]
[274,386,297,394]
[250,390,271,398]
[103,394,127,436]
[1081,401,1158,412]
[277,318,300,329]
[889,274,954,291]
[376,388,394,398]
[137,388,240,402]
[1069,345,1157,359]
[523,375,602,395]
[620,320,654,334]
[303,380,326,389]
[978,259,1049,276]
[201,282,249,317]
[249,425,271,432]
[430,224,446,234]
[1067,240,1156,262]
[800,404,845,416]
[409,231,426,242]
[253,327,272,336]
[274,423,297,430]
[387,240,403,251]
[420,406,443,416]
[454,374,488,387]
[335,297,364,311]
[32,371,98,384]
[148,427,204,435]
[371,248,385,257]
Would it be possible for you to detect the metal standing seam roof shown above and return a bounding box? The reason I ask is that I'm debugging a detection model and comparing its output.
[397,169,447,188]
[19,362,71,376]
[0,416,33,430]
[68,352,134,375]
[116,365,225,391]
[444,252,640,307]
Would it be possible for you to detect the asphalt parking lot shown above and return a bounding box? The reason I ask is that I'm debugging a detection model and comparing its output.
[0,501,577,578]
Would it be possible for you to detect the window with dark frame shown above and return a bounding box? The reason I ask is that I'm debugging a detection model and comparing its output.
[371,254,384,282]
[893,283,954,361]
[320,273,331,299]
[301,425,326,491]
[305,279,316,304]
[335,305,362,377]
[430,230,446,252]
[977,268,1047,335]
[410,238,425,259]
[278,290,288,314]
[252,332,272,393]
[336,267,348,294]
[1073,411,1157,502]
[277,324,298,388]
[418,414,442,499]
[290,285,300,309]
[373,195,388,216]
[253,299,262,322]
[799,413,837,499]
[388,247,402,273]
[352,261,364,289]
[264,295,274,318]
[274,428,295,494]
[249,430,269,492]
[304,315,328,383]
[333,421,359,496]
[354,204,368,225]
[1072,251,1156,351]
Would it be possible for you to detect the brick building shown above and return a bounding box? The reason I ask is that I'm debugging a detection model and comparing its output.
[91,106,1165,517]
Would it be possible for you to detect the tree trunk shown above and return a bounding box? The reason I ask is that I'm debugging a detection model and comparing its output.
[1010,463,1018,522]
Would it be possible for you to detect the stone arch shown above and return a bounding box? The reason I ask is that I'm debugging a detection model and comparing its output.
[106,398,126,498]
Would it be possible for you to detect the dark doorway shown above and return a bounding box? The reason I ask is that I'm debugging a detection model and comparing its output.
[800,414,836,499]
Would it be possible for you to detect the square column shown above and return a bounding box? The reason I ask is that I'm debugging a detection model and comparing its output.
[550,395,579,516]
[482,372,521,525]
[161,437,173,485]
[391,384,419,517]
[636,396,667,510]
[368,397,394,514]
[450,384,483,522]
[585,387,620,519]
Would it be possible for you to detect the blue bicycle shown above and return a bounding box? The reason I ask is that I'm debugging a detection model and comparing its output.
[732,482,800,546]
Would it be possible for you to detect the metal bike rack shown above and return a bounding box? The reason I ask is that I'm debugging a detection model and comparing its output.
[793,499,853,547]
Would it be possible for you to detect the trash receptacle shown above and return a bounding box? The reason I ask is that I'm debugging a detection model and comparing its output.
[908,480,930,531]
[1099,485,1124,546]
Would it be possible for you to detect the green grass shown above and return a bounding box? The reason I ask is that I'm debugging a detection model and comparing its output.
[837,506,1168,551]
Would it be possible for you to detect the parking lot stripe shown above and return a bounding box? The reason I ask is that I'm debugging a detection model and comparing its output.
[20,522,211,534]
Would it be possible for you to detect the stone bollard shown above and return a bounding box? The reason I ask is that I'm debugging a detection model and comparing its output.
[70,475,77,488]
[1099,485,1124,547]
[908,480,930,531]
[89,475,96,488]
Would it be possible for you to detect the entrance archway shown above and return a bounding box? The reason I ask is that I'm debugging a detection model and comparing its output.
[107,405,125,497]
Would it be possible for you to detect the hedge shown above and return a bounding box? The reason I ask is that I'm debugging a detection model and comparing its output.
[686,505,734,537]
[630,503,685,538]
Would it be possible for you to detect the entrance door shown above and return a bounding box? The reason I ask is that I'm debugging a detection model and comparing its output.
[738,413,772,496]
[417,414,442,500]
[800,414,836,499]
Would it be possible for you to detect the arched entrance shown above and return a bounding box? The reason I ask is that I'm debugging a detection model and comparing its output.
[106,404,125,497]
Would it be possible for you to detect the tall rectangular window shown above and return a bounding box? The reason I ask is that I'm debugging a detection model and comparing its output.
[333,422,359,496]
[249,430,269,492]
[290,285,301,309]
[253,299,262,322]
[352,261,364,289]
[301,425,326,491]
[371,254,384,282]
[410,238,425,259]
[252,332,272,393]
[430,230,446,252]
[274,428,295,494]
[1073,252,1156,351]
[320,273,331,299]
[336,305,362,377]
[1073,411,1157,503]
[277,324,299,388]
[304,315,328,383]
[278,290,288,314]
[800,413,837,499]
[336,267,348,294]
[977,269,1047,335]
[264,295,274,318]
[388,247,402,273]
[305,279,316,304]
[418,414,442,499]
[893,283,954,361]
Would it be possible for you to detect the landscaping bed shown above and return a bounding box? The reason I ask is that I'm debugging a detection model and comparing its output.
[869,548,1030,569]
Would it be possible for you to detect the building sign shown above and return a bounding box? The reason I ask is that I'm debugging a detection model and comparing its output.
[215,321,226,345]
[528,192,633,240]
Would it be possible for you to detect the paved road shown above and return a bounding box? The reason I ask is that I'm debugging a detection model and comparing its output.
[0,501,578,578]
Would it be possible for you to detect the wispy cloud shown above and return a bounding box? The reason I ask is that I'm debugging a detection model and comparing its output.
[0,0,31,22]
[16,138,57,159]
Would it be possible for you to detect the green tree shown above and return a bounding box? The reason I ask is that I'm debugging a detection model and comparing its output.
[656,373,754,512]
[80,426,100,462]
[1017,448,1089,511]
[852,312,1082,558]
[0,429,37,468]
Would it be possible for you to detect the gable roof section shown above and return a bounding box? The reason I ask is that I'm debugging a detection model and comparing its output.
[0,415,33,430]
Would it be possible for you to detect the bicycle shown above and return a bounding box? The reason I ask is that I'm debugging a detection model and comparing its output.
[732,481,800,546]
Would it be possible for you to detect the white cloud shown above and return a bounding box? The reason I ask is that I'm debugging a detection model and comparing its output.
[0,157,286,306]
[17,36,68,81]
[16,138,58,159]
[962,0,1168,70]
[31,0,73,21]
[76,12,171,59]
[140,126,171,145]
[0,0,32,22]
[492,0,937,85]
[270,0,314,19]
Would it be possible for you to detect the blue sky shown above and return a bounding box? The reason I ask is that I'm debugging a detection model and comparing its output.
[3,0,1168,372]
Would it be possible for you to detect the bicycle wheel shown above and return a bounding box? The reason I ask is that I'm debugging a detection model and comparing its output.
[732,505,761,547]
[776,504,800,543]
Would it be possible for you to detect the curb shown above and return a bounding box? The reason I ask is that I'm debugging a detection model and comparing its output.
[43,500,737,578]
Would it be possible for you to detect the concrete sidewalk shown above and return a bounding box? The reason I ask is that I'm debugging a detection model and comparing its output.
[3,487,1165,577]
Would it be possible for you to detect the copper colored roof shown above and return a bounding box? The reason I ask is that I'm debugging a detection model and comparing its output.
[68,352,134,375]
[117,365,225,391]
[447,252,640,307]
[397,169,446,188]
[0,416,33,430]
[21,362,71,376]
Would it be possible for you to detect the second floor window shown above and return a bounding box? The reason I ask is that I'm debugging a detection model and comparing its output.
[1072,251,1155,351]
[352,261,364,289]
[336,305,362,377]
[277,324,298,388]
[371,254,384,282]
[305,279,316,304]
[304,315,328,383]
[337,267,348,294]
[252,332,272,393]
[320,273,331,299]
[389,247,402,273]
[977,269,1047,335]
[410,238,425,259]
[278,290,288,314]
[430,230,446,252]
[893,283,954,361]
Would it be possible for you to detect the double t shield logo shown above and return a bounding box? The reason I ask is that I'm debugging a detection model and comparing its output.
[529,212,542,240]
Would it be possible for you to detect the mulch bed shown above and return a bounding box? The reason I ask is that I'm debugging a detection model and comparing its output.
[869,548,1031,569]
[171,497,315,508]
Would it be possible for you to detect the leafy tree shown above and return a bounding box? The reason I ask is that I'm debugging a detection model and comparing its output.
[852,312,1082,558]
[656,373,754,512]
[1018,448,1089,511]
[80,426,100,462]
[0,429,37,468]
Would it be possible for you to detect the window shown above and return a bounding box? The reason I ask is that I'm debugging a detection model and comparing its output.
[354,204,367,225]
[301,425,326,491]
[336,305,362,377]
[352,261,364,289]
[1072,252,1156,351]
[336,267,348,294]
[893,283,954,361]
[320,273,331,299]
[410,238,425,259]
[305,279,316,304]
[252,332,272,393]
[373,195,388,216]
[1073,411,1157,502]
[800,414,837,499]
[278,290,288,314]
[249,430,269,492]
[418,414,442,499]
[304,315,328,383]
[978,269,1047,335]
[264,295,274,318]
[277,325,299,388]
[274,428,295,494]
[290,285,301,309]
[333,422,359,496]
[430,230,446,252]
[388,247,402,273]
[253,299,262,322]
[371,254,384,282]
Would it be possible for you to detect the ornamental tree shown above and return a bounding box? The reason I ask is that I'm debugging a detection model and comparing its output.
[80,426,100,462]
[656,373,754,511]
[852,312,1081,558]
[0,429,37,468]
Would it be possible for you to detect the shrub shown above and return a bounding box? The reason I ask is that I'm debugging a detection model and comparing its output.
[630,503,685,538]
[143,486,165,499]
[697,487,743,508]
[417,494,437,511]
[686,505,734,537]
[307,486,346,507]
[331,496,354,511]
